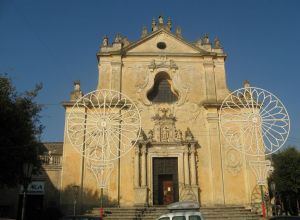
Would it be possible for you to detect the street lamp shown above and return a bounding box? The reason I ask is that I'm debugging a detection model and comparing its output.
[71,185,80,216]
[270,182,276,196]
[21,162,33,220]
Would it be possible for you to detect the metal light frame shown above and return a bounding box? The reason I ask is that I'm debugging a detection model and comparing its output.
[66,89,142,191]
[219,87,290,156]
[219,86,290,217]
[67,89,142,162]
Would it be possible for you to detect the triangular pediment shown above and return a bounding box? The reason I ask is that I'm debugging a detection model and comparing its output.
[125,29,207,55]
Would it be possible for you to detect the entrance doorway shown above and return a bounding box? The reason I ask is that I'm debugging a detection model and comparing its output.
[158,174,173,205]
[153,157,178,205]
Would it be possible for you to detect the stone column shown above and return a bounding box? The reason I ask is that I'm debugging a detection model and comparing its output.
[134,146,140,188]
[141,144,147,187]
[190,144,197,185]
[184,147,190,185]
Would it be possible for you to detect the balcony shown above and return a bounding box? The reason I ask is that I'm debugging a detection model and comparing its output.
[39,154,62,169]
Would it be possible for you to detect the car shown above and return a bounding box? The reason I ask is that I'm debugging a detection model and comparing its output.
[157,201,204,220]
[59,216,102,220]
[157,211,204,220]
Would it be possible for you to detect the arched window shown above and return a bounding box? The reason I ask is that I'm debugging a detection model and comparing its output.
[147,72,179,103]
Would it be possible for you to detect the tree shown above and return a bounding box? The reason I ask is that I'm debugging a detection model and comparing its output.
[269,147,300,215]
[0,75,43,187]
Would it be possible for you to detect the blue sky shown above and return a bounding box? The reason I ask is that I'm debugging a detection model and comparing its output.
[1,0,300,148]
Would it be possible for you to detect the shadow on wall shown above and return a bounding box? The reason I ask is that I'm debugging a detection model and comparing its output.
[60,185,118,216]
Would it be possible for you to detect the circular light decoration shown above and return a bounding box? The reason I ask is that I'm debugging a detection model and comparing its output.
[67,89,141,162]
[219,87,290,156]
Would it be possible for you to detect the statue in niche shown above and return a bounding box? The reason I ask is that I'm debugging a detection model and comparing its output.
[161,126,170,142]
[175,129,183,141]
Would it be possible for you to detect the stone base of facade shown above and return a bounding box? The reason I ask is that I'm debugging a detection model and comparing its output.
[134,187,148,206]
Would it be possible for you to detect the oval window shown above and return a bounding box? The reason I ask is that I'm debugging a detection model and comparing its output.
[157,42,167,49]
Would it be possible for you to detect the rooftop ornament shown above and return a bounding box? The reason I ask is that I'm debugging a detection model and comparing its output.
[158,15,164,28]
[102,35,108,47]
[114,33,122,43]
[141,26,148,38]
[152,17,157,31]
[214,37,222,49]
[202,33,210,45]
[167,17,172,31]
[176,26,182,38]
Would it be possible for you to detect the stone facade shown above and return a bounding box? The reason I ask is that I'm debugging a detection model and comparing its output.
[60,16,259,210]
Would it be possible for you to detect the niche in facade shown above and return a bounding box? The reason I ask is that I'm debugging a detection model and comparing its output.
[147,72,179,103]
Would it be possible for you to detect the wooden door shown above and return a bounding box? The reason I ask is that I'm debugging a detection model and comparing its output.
[163,180,174,205]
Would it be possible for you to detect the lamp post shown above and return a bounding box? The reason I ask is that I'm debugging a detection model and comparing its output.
[72,185,80,216]
[270,182,276,197]
[21,162,33,220]
[270,182,277,216]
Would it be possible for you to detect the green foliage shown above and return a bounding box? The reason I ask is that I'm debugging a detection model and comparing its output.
[269,146,300,195]
[0,75,43,187]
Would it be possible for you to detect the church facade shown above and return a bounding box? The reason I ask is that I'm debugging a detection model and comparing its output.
[60,16,258,209]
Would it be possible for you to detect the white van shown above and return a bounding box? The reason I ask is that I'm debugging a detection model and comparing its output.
[157,211,204,220]
[157,201,204,220]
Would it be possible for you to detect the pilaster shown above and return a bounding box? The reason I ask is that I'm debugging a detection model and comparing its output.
[204,58,217,103]
[141,144,147,187]
[184,147,190,185]
[134,143,148,206]
[111,61,122,92]
[207,110,225,204]
[190,144,197,186]
[134,146,140,188]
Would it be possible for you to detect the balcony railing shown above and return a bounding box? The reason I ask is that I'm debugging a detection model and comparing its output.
[39,155,62,166]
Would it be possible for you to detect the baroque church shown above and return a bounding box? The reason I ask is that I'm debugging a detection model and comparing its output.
[59,15,258,209]
[0,16,262,219]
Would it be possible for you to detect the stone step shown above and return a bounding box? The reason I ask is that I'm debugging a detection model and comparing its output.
[86,206,262,220]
